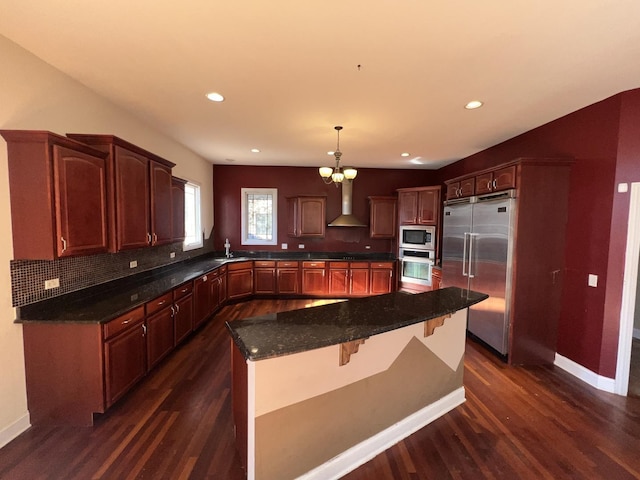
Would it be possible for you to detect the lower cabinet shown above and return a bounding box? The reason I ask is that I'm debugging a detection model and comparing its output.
[174,283,194,345]
[104,322,147,408]
[277,261,299,294]
[193,273,212,329]
[370,262,395,295]
[254,261,276,294]
[350,262,370,296]
[228,261,254,300]
[328,261,370,296]
[301,261,327,295]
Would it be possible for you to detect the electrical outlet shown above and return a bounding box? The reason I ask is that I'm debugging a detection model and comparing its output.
[170,252,176,259]
[281,243,288,249]
[129,260,138,269]
[44,278,60,290]
[588,274,598,287]
[298,244,305,249]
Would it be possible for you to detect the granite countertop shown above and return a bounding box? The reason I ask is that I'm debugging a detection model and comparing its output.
[226,286,488,361]
[16,252,397,324]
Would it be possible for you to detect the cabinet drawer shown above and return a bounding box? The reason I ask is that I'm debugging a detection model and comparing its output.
[174,282,193,300]
[254,260,276,268]
[145,292,173,316]
[350,262,369,269]
[371,262,394,269]
[277,261,299,268]
[228,261,253,271]
[103,306,145,340]
[329,261,349,268]
[303,261,325,268]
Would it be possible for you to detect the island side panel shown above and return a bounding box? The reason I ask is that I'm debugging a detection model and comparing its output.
[253,309,467,480]
[231,338,249,470]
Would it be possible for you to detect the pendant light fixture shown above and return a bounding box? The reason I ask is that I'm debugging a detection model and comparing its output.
[319,126,357,186]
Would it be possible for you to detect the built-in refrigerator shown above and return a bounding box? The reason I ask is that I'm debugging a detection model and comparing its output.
[442,190,515,356]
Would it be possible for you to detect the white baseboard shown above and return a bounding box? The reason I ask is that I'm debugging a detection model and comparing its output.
[634,328,640,340]
[298,387,466,480]
[0,413,30,449]
[554,353,615,393]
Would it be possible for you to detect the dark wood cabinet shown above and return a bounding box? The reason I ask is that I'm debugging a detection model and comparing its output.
[474,165,517,195]
[328,262,349,295]
[431,268,442,290]
[287,196,326,237]
[66,134,176,252]
[350,262,370,296]
[146,306,174,370]
[150,161,173,246]
[171,177,186,243]
[174,284,194,345]
[228,261,254,300]
[301,261,327,295]
[328,261,369,296]
[103,309,147,408]
[277,261,300,294]
[254,261,277,294]
[370,262,395,295]
[397,187,441,226]
[445,176,475,200]
[193,273,212,329]
[368,196,397,239]
[0,130,110,260]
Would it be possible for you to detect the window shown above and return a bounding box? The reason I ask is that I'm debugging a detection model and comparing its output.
[241,188,277,245]
[183,181,203,251]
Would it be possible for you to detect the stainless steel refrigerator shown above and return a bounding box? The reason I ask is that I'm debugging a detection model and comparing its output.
[441,190,516,355]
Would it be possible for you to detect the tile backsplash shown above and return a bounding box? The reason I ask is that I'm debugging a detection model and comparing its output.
[10,240,213,307]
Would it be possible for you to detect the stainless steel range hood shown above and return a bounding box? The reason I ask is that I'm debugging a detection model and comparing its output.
[328,180,367,227]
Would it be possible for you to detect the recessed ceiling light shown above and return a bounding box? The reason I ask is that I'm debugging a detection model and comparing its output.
[401,152,410,157]
[410,158,423,165]
[251,148,260,153]
[205,92,225,102]
[465,100,483,110]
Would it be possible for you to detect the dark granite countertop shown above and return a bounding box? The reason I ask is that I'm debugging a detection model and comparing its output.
[226,286,488,361]
[16,252,398,324]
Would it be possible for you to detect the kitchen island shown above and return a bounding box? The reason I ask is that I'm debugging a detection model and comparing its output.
[226,286,488,480]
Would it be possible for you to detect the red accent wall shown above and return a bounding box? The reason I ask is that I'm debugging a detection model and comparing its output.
[212,165,435,254]
[438,91,639,377]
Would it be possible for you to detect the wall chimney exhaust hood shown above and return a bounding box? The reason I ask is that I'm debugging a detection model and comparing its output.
[328,179,367,227]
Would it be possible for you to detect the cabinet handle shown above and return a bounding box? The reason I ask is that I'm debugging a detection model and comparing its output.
[181,288,189,293]
[121,317,133,325]
[390,271,393,278]
[175,304,180,313]
[203,275,208,282]
[153,233,158,244]
[61,237,67,253]
[492,179,497,189]
[170,305,175,316]
[158,300,166,306]
[142,324,147,336]
[147,233,152,244]
[487,181,492,191]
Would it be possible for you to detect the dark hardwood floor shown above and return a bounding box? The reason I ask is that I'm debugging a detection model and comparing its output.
[2,298,640,479]
[630,338,640,398]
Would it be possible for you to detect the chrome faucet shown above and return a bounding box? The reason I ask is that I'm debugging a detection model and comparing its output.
[224,238,232,258]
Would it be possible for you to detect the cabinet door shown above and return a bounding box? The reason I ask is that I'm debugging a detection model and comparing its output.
[104,321,146,407]
[301,267,327,295]
[277,268,299,294]
[417,188,441,225]
[150,161,173,246]
[475,171,494,195]
[445,182,460,201]
[171,177,186,242]
[254,268,276,294]
[193,275,211,329]
[174,294,193,345]
[53,145,109,257]
[369,197,397,238]
[209,272,221,311]
[329,267,349,295]
[350,265,370,296]
[114,146,150,250]
[146,307,175,369]
[228,269,254,300]
[288,196,326,237]
[398,191,418,225]
[370,266,394,295]
[218,271,228,305]
[493,165,517,191]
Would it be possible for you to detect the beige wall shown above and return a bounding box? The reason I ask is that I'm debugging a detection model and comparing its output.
[0,35,213,445]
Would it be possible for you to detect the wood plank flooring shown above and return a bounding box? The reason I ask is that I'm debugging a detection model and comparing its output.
[2,298,640,479]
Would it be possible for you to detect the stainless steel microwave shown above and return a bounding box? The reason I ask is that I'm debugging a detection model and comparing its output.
[399,225,436,250]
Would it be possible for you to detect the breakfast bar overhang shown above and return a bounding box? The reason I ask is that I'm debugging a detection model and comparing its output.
[226,287,488,480]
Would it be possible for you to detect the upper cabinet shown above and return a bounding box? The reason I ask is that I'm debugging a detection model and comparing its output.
[445,165,517,200]
[368,196,397,238]
[397,186,441,226]
[171,177,187,243]
[287,195,326,238]
[1,130,110,260]
[67,134,176,252]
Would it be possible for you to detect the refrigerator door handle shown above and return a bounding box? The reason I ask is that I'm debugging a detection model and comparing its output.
[462,232,469,277]
[468,233,478,278]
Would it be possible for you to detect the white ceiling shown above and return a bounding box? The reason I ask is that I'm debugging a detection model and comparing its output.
[1,1,640,170]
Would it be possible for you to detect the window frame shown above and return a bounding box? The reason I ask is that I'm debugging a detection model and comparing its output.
[183,181,203,251]
[241,188,278,246]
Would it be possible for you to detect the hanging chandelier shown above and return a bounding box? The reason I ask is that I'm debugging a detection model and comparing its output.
[319,126,357,186]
